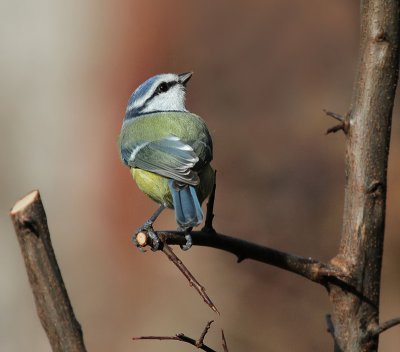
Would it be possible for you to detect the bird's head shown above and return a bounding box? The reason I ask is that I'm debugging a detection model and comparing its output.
[125,72,192,119]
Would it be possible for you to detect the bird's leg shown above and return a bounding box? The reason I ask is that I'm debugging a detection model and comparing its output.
[178,226,193,251]
[133,204,165,251]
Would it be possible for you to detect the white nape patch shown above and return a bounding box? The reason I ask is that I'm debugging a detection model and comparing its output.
[129,142,150,162]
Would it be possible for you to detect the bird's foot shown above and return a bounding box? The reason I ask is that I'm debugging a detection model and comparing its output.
[131,205,166,252]
[132,223,160,252]
[178,227,193,251]
[180,233,193,251]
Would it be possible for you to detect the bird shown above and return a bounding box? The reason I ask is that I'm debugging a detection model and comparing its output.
[118,72,215,250]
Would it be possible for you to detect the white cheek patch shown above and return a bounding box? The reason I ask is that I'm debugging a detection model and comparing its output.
[142,85,187,113]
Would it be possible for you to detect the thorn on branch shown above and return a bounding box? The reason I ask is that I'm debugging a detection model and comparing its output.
[236,255,245,263]
[323,109,349,135]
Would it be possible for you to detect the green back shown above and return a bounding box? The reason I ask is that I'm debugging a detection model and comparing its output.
[119,111,213,167]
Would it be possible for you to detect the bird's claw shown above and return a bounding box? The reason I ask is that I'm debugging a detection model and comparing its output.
[147,228,161,251]
[180,233,193,251]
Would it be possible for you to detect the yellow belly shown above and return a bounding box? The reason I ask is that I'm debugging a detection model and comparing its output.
[131,168,173,207]
[131,165,215,209]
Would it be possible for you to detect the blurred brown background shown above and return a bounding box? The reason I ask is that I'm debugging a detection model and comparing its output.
[1,1,399,351]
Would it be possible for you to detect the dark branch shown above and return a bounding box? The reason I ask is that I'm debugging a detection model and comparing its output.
[133,321,217,352]
[324,109,349,135]
[202,170,217,233]
[196,320,214,347]
[10,190,87,352]
[136,230,347,285]
[368,317,400,338]
[161,243,219,314]
[327,0,400,350]
[221,330,229,352]
[325,314,341,352]
[324,109,345,122]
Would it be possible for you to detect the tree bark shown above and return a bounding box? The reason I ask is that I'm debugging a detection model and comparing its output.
[10,191,87,352]
[328,1,399,351]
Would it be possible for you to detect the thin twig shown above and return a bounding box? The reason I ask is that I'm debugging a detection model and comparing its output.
[221,330,229,352]
[135,230,347,285]
[10,190,87,352]
[161,242,219,314]
[196,320,214,347]
[325,314,341,352]
[323,109,345,122]
[326,124,347,135]
[323,109,349,135]
[133,321,217,352]
[368,317,400,338]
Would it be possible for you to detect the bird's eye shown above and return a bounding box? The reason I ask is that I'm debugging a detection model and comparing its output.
[157,82,169,93]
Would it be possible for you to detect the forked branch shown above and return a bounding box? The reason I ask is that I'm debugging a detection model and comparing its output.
[135,230,347,285]
[133,320,220,352]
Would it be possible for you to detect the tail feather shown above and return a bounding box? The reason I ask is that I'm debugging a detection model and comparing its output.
[168,180,203,229]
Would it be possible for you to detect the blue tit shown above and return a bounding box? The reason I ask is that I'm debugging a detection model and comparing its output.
[119,72,215,250]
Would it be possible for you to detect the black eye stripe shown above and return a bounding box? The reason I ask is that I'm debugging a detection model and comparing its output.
[138,80,180,112]
[156,81,177,94]
[157,82,168,93]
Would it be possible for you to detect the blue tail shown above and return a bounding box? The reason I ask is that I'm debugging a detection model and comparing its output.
[168,180,203,229]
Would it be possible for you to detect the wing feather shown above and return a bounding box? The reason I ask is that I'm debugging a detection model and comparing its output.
[122,136,200,185]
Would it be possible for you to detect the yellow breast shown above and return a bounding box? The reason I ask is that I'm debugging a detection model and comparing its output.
[131,168,173,208]
[131,164,215,210]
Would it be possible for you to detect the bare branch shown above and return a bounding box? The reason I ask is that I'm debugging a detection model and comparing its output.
[368,317,400,338]
[221,330,229,352]
[203,170,217,233]
[133,321,217,352]
[324,109,350,135]
[328,0,400,350]
[325,314,341,352]
[10,190,87,352]
[136,230,347,285]
[161,242,219,314]
[323,109,345,123]
[196,320,214,347]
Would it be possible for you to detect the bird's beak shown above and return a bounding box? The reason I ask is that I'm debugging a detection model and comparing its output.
[178,72,193,86]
